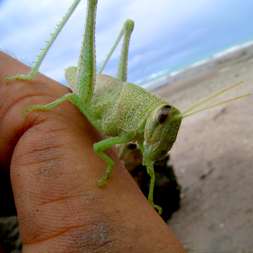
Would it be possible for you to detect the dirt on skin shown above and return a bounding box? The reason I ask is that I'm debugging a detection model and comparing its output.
[154,45,253,253]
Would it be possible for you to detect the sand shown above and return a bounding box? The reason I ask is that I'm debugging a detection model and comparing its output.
[153,45,253,252]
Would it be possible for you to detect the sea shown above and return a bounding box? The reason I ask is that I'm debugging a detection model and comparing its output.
[140,40,253,90]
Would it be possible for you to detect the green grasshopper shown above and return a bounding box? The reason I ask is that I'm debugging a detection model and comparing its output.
[6,0,250,213]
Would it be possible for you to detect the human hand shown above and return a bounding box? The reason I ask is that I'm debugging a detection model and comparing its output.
[0,52,185,253]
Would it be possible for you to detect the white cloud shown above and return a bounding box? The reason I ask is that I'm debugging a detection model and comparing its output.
[0,0,221,83]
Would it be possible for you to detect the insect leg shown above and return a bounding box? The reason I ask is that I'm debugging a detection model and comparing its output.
[6,0,81,81]
[76,0,98,104]
[24,91,102,131]
[117,20,135,82]
[146,162,162,214]
[94,134,134,187]
[24,93,80,114]
[98,20,135,82]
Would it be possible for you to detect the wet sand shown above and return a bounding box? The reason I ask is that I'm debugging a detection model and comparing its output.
[153,45,253,252]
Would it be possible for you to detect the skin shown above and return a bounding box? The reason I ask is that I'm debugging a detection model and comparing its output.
[0,52,186,253]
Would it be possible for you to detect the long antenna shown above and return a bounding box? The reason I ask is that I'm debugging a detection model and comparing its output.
[182,81,244,115]
[183,93,251,118]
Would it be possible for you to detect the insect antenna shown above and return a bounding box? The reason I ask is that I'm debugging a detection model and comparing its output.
[182,81,251,118]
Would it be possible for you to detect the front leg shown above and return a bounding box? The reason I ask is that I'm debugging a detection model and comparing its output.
[94,134,134,187]
[145,161,162,214]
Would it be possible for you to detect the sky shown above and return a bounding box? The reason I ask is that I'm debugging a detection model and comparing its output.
[1,0,253,86]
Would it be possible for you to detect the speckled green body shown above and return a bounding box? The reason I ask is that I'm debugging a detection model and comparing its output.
[66,70,182,162]
[94,80,164,136]
[69,73,166,136]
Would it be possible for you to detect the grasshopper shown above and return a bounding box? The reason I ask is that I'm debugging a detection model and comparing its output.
[6,0,250,213]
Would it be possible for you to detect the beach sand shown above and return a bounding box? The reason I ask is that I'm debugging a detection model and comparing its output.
[153,45,253,252]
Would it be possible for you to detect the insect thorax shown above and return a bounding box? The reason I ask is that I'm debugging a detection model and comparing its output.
[91,76,166,136]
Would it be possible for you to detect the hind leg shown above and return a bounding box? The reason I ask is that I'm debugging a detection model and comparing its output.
[98,19,135,82]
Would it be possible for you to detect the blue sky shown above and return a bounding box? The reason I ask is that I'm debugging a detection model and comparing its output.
[1,0,253,85]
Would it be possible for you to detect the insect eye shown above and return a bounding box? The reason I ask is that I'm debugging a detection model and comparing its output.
[157,105,171,124]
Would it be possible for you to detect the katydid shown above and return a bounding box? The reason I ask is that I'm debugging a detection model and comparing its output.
[6,0,251,213]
